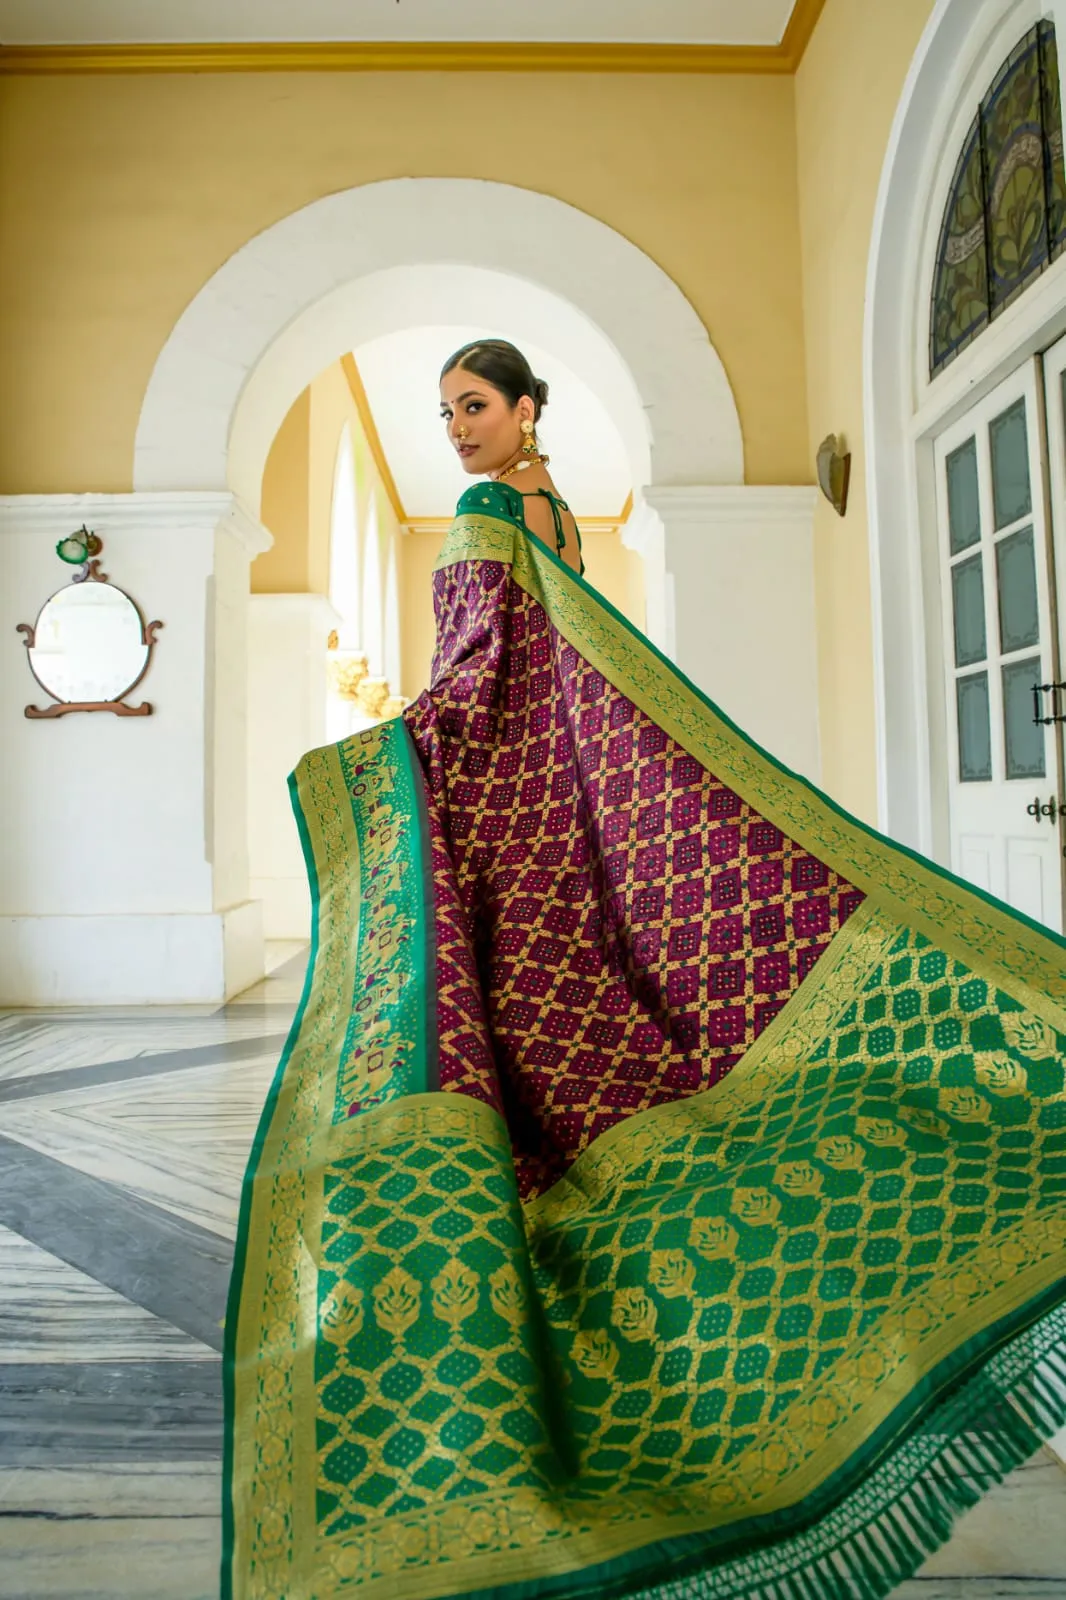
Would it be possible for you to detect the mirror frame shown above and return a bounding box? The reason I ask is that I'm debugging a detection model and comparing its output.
[16,558,164,719]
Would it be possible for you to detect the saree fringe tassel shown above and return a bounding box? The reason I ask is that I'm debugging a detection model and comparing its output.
[224,495,1066,1600]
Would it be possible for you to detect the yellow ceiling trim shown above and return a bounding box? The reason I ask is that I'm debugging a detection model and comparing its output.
[340,353,408,527]
[780,0,828,70]
[0,9,829,76]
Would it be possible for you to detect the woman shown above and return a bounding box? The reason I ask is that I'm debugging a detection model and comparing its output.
[224,341,1066,1600]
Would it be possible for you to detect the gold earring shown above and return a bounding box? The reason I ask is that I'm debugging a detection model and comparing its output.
[521,418,538,457]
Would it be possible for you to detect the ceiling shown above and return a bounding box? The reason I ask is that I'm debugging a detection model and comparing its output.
[0,1,798,47]
[354,324,632,522]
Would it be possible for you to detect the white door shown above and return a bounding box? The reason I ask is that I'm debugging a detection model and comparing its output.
[933,360,1065,933]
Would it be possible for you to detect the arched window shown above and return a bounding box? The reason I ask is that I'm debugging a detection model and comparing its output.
[362,496,383,678]
[384,539,402,698]
[931,20,1066,378]
[329,425,360,648]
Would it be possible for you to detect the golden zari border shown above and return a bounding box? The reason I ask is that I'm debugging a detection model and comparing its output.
[229,722,430,1593]
[434,514,1066,1013]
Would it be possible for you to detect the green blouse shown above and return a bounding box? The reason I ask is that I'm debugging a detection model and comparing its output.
[457,480,585,577]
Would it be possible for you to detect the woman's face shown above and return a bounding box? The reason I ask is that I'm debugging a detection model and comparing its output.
[439,367,534,476]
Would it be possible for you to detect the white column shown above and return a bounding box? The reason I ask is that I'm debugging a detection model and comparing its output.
[643,486,822,783]
[621,500,673,657]
[0,491,270,1005]
[248,594,341,941]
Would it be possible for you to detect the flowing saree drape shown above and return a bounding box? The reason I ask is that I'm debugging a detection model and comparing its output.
[224,483,1066,1600]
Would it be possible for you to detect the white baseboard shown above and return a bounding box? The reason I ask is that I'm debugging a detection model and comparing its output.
[0,902,265,1006]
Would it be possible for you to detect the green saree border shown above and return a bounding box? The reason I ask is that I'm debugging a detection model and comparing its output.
[223,719,435,1598]
[435,514,1066,1011]
[221,759,324,1600]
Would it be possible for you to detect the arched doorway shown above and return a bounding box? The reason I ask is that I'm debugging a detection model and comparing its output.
[134,177,743,504]
[134,178,822,781]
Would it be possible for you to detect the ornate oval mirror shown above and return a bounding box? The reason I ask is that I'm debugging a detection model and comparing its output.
[17,544,163,718]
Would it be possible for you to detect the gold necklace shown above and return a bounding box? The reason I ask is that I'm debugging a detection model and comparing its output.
[495,453,550,483]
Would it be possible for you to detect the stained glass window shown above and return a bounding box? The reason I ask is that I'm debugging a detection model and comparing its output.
[931,22,1066,377]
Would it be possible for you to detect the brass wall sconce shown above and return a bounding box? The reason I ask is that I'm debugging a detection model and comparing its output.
[817,435,851,518]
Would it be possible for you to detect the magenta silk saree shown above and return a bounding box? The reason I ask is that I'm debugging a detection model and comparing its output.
[223,481,1066,1600]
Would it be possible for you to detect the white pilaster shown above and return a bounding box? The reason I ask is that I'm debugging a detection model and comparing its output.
[248,593,341,940]
[621,500,672,657]
[643,486,822,783]
[0,492,270,1004]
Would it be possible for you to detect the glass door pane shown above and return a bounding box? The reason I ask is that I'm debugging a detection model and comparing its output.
[933,360,1062,931]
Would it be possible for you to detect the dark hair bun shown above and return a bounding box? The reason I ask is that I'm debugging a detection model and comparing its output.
[441,339,549,419]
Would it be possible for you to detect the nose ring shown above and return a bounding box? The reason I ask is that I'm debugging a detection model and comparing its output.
[457,426,469,441]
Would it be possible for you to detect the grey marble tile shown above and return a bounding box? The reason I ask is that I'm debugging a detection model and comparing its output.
[0,1462,220,1599]
[0,1227,216,1363]
[0,1031,287,1104]
[0,1361,222,1464]
[893,1584,1066,1597]
[264,941,310,975]
[0,1055,276,1238]
[0,1134,231,1349]
[0,1012,287,1086]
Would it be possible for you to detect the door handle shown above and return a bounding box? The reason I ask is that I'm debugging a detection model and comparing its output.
[1026,795,1062,823]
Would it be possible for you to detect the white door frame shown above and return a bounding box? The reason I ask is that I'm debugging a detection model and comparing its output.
[865,0,1066,857]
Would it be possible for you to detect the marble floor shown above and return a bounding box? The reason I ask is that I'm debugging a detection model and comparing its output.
[0,943,1063,1600]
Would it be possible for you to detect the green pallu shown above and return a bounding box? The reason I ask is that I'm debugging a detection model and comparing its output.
[224,507,1066,1600]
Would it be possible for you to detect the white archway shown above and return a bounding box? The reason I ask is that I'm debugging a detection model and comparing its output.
[133,178,743,505]
[865,0,1066,854]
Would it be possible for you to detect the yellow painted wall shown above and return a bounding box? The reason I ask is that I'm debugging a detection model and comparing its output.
[256,359,407,682]
[795,0,937,820]
[0,70,808,494]
[258,389,311,592]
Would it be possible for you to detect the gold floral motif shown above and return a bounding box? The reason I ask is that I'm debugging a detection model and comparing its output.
[856,1349,888,1383]
[613,1286,658,1341]
[432,1259,480,1328]
[940,1087,988,1122]
[816,1137,865,1171]
[648,1249,696,1299]
[899,1103,950,1137]
[1001,1012,1059,1061]
[774,1161,823,1195]
[974,1052,1029,1096]
[691,1216,739,1257]
[372,1266,421,1337]
[856,1117,907,1148]
[731,1188,782,1226]
[488,1265,524,1323]
[754,1440,797,1476]
[570,1327,618,1380]
[320,1278,364,1345]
